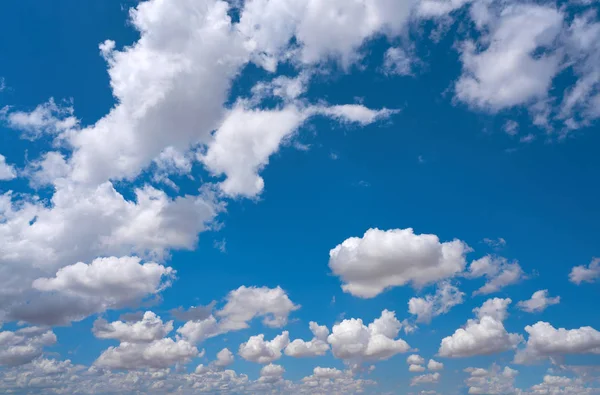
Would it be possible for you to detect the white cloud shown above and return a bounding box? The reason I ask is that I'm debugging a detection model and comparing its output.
[438,307,523,358]
[427,359,443,371]
[3,98,79,139]
[407,354,425,365]
[327,310,410,362]
[515,321,600,364]
[259,363,285,383]
[285,321,329,357]
[314,105,397,126]
[313,367,344,379]
[473,298,512,322]
[24,151,71,187]
[410,364,426,372]
[238,331,290,364]
[176,315,220,345]
[214,348,234,367]
[455,4,564,111]
[408,282,465,323]
[464,365,519,395]
[569,258,600,284]
[410,372,440,386]
[92,311,174,343]
[466,255,525,295]
[329,228,470,298]
[94,337,200,370]
[0,327,57,366]
[517,290,560,313]
[383,46,416,76]
[0,155,16,181]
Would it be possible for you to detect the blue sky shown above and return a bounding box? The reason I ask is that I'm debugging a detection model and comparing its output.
[0,0,599,394]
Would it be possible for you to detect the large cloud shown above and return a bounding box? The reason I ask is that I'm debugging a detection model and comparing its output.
[329,228,470,298]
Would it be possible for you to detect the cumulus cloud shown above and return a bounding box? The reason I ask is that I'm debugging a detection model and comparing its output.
[517,290,560,313]
[439,299,522,358]
[569,258,600,284]
[92,311,173,343]
[0,327,57,366]
[455,4,564,111]
[464,365,519,395]
[408,282,465,323]
[176,315,220,345]
[410,372,440,386]
[238,332,290,364]
[410,364,426,372]
[0,154,16,181]
[427,359,443,371]
[3,98,79,139]
[515,322,600,364]
[285,321,330,357]
[407,354,425,365]
[466,255,525,295]
[327,310,410,362]
[329,228,470,298]
[214,348,235,367]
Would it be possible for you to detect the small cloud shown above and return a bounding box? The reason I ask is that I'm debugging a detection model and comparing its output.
[355,180,370,188]
[418,155,425,164]
[330,152,339,160]
[519,134,535,143]
[293,141,311,151]
[213,239,227,253]
[503,120,519,136]
[483,237,507,250]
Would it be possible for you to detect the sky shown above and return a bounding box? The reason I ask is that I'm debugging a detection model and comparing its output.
[0,0,599,394]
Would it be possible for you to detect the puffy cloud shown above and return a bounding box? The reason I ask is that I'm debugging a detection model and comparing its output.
[383,46,416,76]
[0,154,16,181]
[176,315,220,345]
[569,258,600,284]
[285,321,330,357]
[259,363,285,383]
[313,367,344,379]
[217,286,300,331]
[0,327,57,366]
[238,331,290,364]
[92,311,174,343]
[473,298,512,322]
[408,282,465,323]
[455,4,564,111]
[427,359,443,371]
[410,364,426,372]
[514,321,600,364]
[517,290,560,313]
[439,301,523,358]
[410,372,440,386]
[329,228,470,298]
[3,98,79,139]
[407,354,425,365]
[529,374,599,394]
[327,310,410,362]
[466,255,525,295]
[214,348,235,367]
[464,365,519,395]
[95,337,200,370]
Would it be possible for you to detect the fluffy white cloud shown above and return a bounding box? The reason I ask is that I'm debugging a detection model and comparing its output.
[92,311,173,343]
[285,321,329,357]
[408,282,465,323]
[411,372,440,386]
[466,255,525,295]
[0,155,16,181]
[464,365,519,395]
[410,364,426,372]
[217,286,300,331]
[407,354,425,365]
[473,298,512,322]
[313,367,344,379]
[95,337,200,370]
[383,46,416,76]
[327,310,410,362]
[259,363,285,383]
[238,331,290,364]
[455,3,563,111]
[176,315,220,345]
[427,359,443,371]
[569,258,600,284]
[0,327,57,366]
[214,348,235,367]
[517,290,560,313]
[439,300,523,358]
[329,228,470,298]
[3,98,79,139]
[515,322,600,364]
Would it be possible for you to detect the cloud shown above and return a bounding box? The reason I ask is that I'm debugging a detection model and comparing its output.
[285,321,330,357]
[473,297,512,322]
[455,4,563,111]
[329,228,470,298]
[439,299,522,358]
[170,302,216,322]
[466,255,525,295]
[327,310,410,362]
[410,372,440,386]
[464,365,519,395]
[410,364,426,372]
[92,311,174,343]
[408,282,465,323]
[259,363,285,383]
[214,348,234,367]
[238,331,290,364]
[514,321,600,364]
[517,290,560,313]
[383,46,416,76]
[313,367,344,379]
[0,327,57,366]
[3,98,79,139]
[0,155,16,181]
[569,258,600,284]
[176,315,220,345]
[427,359,443,371]
[407,354,425,365]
